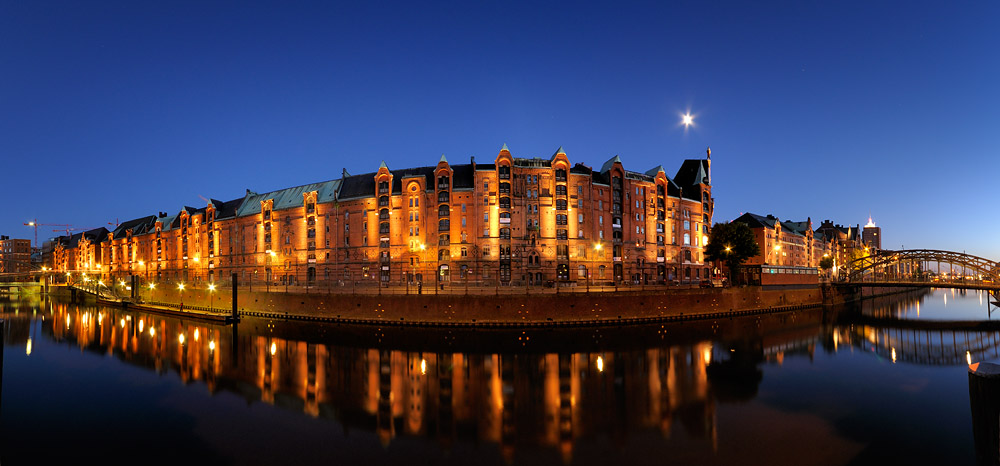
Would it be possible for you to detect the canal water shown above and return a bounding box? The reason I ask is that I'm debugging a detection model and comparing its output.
[0,288,995,465]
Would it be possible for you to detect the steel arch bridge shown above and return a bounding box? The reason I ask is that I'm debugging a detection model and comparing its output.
[847,249,1000,285]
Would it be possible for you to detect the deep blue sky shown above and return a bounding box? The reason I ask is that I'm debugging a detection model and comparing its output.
[2,1,997,258]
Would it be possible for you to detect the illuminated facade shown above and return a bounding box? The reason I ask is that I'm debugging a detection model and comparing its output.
[732,213,833,268]
[0,236,32,274]
[52,145,714,286]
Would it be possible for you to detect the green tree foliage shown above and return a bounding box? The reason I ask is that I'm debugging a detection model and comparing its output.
[819,256,834,270]
[705,222,761,283]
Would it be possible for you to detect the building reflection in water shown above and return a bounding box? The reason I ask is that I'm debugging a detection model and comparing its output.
[15,291,997,464]
[31,300,731,464]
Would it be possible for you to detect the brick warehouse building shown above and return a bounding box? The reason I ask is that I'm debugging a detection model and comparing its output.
[51,145,713,288]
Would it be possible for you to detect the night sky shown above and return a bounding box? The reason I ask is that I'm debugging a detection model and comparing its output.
[2,1,997,257]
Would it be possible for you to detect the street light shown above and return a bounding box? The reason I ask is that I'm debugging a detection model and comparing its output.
[208,283,216,312]
[590,242,603,292]
[178,283,185,309]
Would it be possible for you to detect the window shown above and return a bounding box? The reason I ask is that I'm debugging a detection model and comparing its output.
[556,199,567,211]
[379,195,389,207]
[437,176,449,190]
[461,247,467,257]
[499,197,510,209]
[577,185,583,195]
[557,229,568,240]
[684,233,690,245]
[461,203,466,212]
[483,180,489,191]
[498,165,510,179]
[499,228,510,239]
[556,214,567,225]
[380,209,389,221]
[556,245,568,259]
[439,234,450,246]
[499,182,511,194]
[484,212,489,223]
[438,191,449,203]
[461,217,466,227]
[578,213,584,223]
[378,180,389,194]
[483,245,490,257]
[438,204,449,217]
[684,220,690,230]
[556,185,567,196]
[555,169,566,181]
[438,219,450,231]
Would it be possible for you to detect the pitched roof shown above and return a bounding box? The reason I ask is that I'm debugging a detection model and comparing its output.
[733,212,780,229]
[674,159,709,187]
[112,216,157,240]
[236,179,341,216]
[211,197,245,220]
[600,155,622,173]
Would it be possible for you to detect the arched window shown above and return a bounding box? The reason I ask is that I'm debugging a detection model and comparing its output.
[499,197,511,209]
[499,228,510,239]
[438,234,450,246]
[438,176,450,190]
[378,180,389,194]
[555,169,567,181]
[379,195,389,207]
[438,219,450,231]
[498,165,510,179]
[555,185,567,196]
[499,182,510,194]
[438,191,449,203]
[438,205,449,217]
[379,209,389,221]
[556,199,567,211]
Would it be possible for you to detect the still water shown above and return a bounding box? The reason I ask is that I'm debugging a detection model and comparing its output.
[1,288,996,465]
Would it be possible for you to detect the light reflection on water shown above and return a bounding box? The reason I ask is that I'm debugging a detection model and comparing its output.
[0,289,991,465]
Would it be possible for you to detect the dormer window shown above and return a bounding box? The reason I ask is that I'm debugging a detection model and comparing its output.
[498,165,510,180]
[437,176,450,190]
[378,180,390,195]
[555,169,567,181]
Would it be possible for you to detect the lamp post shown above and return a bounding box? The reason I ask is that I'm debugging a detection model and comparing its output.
[591,242,603,292]
[148,282,156,303]
[208,283,216,312]
[178,283,185,309]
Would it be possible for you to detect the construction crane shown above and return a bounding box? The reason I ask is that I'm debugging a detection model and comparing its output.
[23,219,73,249]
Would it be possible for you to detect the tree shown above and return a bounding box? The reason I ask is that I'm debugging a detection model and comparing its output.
[819,256,834,280]
[819,256,834,270]
[705,222,760,285]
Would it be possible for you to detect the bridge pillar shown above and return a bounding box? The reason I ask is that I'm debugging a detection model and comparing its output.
[969,362,1000,464]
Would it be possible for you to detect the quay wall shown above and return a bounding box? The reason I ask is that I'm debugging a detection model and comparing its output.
[131,285,824,324]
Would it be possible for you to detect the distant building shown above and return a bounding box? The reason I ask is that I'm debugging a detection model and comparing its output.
[731,214,832,268]
[862,216,881,250]
[0,236,32,274]
[815,220,863,269]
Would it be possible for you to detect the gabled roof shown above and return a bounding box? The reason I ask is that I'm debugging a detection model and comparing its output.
[551,146,566,160]
[600,155,622,173]
[211,197,245,220]
[733,212,780,229]
[158,214,178,232]
[112,216,157,240]
[644,165,665,177]
[782,220,812,236]
[570,163,592,175]
[674,159,709,187]
[236,179,341,216]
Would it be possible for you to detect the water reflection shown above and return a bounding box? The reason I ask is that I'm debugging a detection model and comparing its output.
[0,289,991,464]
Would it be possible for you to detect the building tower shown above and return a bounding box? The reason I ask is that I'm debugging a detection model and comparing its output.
[862,216,881,250]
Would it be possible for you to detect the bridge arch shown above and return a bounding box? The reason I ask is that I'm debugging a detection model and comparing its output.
[848,249,1000,283]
